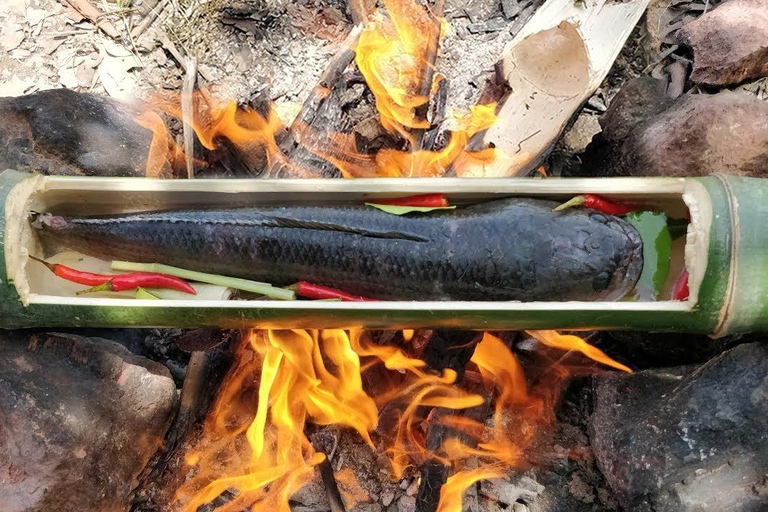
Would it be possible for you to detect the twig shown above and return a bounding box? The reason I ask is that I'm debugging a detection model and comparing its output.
[318,454,347,512]
[62,0,122,40]
[155,30,215,82]
[348,0,375,24]
[182,56,197,179]
[131,0,168,39]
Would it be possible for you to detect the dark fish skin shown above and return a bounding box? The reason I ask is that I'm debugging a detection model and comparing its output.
[33,199,643,301]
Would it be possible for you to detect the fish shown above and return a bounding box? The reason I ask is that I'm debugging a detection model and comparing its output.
[32,199,643,301]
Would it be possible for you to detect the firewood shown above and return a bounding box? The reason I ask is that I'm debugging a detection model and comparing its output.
[414,330,488,512]
[458,0,652,177]
[269,25,363,178]
[131,334,239,510]
[677,0,768,87]
[411,0,445,151]
[181,57,197,179]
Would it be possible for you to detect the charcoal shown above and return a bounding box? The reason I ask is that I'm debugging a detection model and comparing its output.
[0,331,178,512]
[590,342,768,512]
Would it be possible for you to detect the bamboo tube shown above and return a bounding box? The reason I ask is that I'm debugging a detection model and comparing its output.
[0,169,762,336]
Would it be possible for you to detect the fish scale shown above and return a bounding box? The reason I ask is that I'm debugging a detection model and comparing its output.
[34,199,643,302]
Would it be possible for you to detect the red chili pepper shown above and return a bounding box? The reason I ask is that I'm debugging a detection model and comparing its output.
[368,193,449,208]
[554,194,637,216]
[29,255,112,286]
[290,281,378,302]
[77,273,197,295]
[30,255,196,295]
[672,269,689,301]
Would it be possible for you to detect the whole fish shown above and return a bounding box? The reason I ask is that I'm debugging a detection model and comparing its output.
[33,199,643,301]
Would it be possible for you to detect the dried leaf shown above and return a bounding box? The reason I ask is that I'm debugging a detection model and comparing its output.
[97,40,141,99]
[1,27,25,51]
[0,76,35,96]
[135,287,160,299]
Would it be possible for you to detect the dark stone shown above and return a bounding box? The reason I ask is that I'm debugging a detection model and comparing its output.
[590,342,768,512]
[1,89,154,177]
[0,331,178,512]
[596,331,742,370]
[586,88,768,178]
[598,77,670,142]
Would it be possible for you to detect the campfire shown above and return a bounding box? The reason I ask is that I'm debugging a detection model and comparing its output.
[3,0,768,512]
[171,329,628,511]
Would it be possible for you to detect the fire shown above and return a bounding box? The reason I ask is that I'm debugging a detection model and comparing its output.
[176,329,630,511]
[133,0,505,179]
[354,0,439,140]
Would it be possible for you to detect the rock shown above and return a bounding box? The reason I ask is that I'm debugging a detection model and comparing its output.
[0,331,178,512]
[599,77,670,143]
[562,113,601,154]
[479,476,544,507]
[0,89,155,177]
[598,331,737,369]
[289,475,330,511]
[593,88,768,178]
[397,495,416,512]
[501,0,527,20]
[678,0,768,86]
[590,342,768,512]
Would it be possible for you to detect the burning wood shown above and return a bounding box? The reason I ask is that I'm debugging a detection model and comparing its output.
[171,329,628,512]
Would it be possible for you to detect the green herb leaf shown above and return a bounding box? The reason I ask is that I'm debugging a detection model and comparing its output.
[626,211,672,300]
[667,217,689,240]
[135,287,160,300]
[365,203,456,215]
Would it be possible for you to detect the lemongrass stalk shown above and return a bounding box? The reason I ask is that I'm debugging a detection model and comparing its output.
[110,261,295,301]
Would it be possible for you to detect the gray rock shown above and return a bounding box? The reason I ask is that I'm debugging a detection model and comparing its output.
[0,331,178,512]
[590,342,768,512]
[597,88,768,178]
[678,0,768,86]
[599,77,670,143]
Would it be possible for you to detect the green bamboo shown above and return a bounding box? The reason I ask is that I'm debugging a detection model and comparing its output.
[0,169,761,334]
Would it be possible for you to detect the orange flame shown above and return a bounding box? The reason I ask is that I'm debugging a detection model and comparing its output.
[133,0,506,179]
[300,103,499,177]
[177,329,630,511]
[354,0,440,140]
